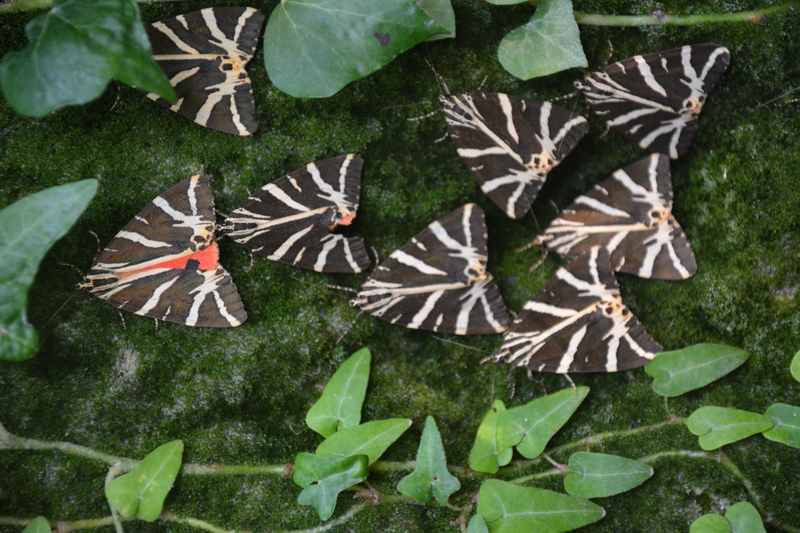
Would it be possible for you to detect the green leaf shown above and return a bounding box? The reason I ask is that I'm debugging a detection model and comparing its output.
[264,0,449,98]
[477,479,605,533]
[686,407,773,451]
[397,416,461,505]
[468,514,490,533]
[725,502,766,533]
[293,452,352,488]
[497,0,587,80]
[645,344,750,397]
[105,440,184,522]
[418,0,456,40]
[297,454,368,521]
[468,400,514,474]
[306,347,371,437]
[0,0,174,118]
[484,0,527,5]
[564,452,654,499]
[22,517,51,533]
[0,180,97,362]
[762,403,800,449]
[496,386,589,459]
[690,514,732,533]
[316,418,412,464]
[791,351,800,383]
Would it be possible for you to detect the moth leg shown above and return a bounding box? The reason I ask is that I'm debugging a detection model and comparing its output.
[246,252,255,273]
[369,246,381,266]
[153,318,159,331]
[434,131,449,144]
[406,110,438,122]
[326,283,358,295]
[117,311,127,330]
[562,373,577,391]
[89,230,101,256]
[527,248,549,273]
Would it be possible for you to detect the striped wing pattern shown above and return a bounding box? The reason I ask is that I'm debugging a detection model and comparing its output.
[81,175,246,328]
[576,43,730,159]
[538,154,697,280]
[146,7,265,136]
[490,247,661,373]
[222,155,371,274]
[441,92,588,219]
[353,204,510,335]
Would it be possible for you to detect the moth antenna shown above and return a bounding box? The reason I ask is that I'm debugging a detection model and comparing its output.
[506,366,517,400]
[58,262,86,281]
[563,373,577,391]
[117,311,127,330]
[45,293,78,325]
[246,252,255,273]
[406,110,438,122]
[548,199,561,217]
[334,309,363,346]
[431,335,482,352]
[368,246,380,266]
[606,39,615,64]
[424,57,450,95]
[326,283,358,295]
[549,91,578,103]
[89,230,101,256]
[433,131,449,144]
[527,249,549,273]
[153,318,159,331]
[477,75,489,91]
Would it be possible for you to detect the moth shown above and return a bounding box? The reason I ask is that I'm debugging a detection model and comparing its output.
[81,175,247,328]
[534,153,697,280]
[221,154,371,274]
[146,7,266,136]
[441,92,588,219]
[489,246,661,373]
[352,204,511,335]
[576,43,731,159]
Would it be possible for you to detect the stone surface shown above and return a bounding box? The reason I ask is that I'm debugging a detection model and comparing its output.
[0,1,798,531]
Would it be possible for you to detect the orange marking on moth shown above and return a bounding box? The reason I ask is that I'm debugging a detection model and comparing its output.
[337,212,356,227]
[125,243,220,277]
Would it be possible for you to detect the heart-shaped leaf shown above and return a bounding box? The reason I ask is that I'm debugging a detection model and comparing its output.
[467,514,490,533]
[22,517,50,533]
[264,0,450,98]
[496,386,589,459]
[297,454,368,521]
[497,0,587,80]
[791,351,800,383]
[477,479,605,533]
[0,0,174,117]
[686,407,773,451]
[645,344,750,397]
[762,403,800,449]
[468,400,514,474]
[293,452,352,488]
[690,514,732,533]
[316,418,411,464]
[484,0,527,4]
[725,502,766,533]
[564,452,654,499]
[0,180,97,362]
[105,440,184,521]
[306,347,371,437]
[418,0,456,40]
[397,416,461,505]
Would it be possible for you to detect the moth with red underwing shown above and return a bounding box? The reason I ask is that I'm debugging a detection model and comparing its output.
[533,154,697,280]
[80,175,247,328]
[440,92,588,219]
[576,43,730,159]
[488,247,661,374]
[146,7,265,136]
[221,154,371,274]
[351,204,510,335]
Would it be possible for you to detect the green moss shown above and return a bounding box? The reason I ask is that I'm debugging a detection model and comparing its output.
[1,0,799,531]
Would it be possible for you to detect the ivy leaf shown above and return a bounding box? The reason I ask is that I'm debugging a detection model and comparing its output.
[105,440,184,522]
[397,416,461,505]
[316,418,412,464]
[264,0,449,98]
[725,502,766,533]
[0,0,174,118]
[477,479,605,532]
[467,514,490,533]
[497,0,587,80]
[468,400,514,474]
[306,347,371,438]
[418,0,456,40]
[564,452,654,499]
[645,344,750,397]
[762,403,800,449]
[686,407,773,451]
[496,386,589,459]
[484,0,527,5]
[690,514,732,533]
[22,517,51,533]
[0,180,97,362]
[297,454,368,521]
[791,351,800,383]
[293,452,352,488]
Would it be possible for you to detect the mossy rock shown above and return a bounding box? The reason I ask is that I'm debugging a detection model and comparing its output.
[1,1,799,531]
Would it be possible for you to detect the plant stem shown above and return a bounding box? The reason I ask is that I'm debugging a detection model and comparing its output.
[573,4,794,26]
